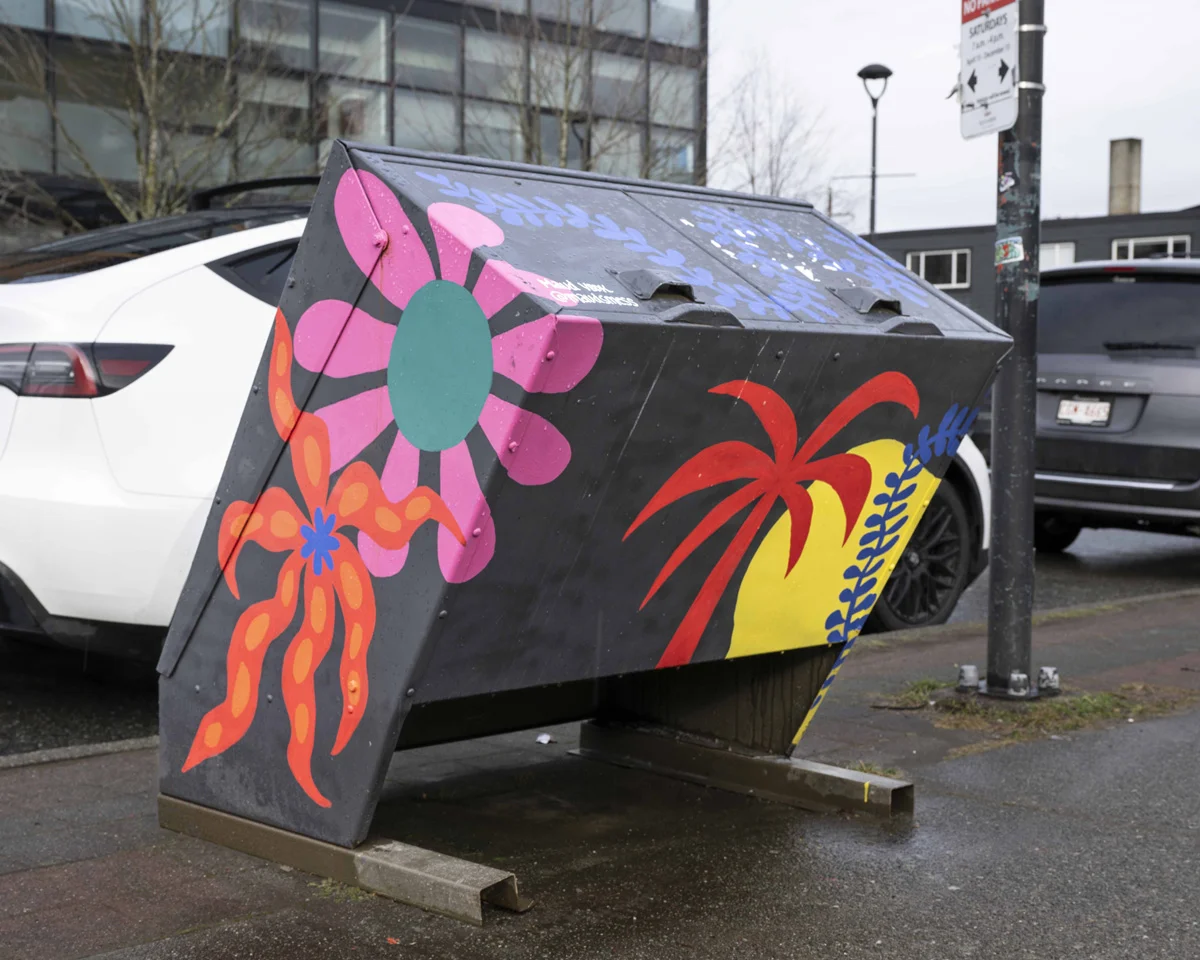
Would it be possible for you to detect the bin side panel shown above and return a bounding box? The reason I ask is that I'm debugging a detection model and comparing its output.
[407,324,1006,704]
[159,146,472,846]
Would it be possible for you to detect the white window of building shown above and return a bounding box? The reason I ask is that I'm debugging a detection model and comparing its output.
[1040,241,1076,270]
[1111,235,1191,260]
[905,249,970,289]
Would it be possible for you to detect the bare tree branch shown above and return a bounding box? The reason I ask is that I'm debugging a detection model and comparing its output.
[1,0,314,232]
[709,56,829,201]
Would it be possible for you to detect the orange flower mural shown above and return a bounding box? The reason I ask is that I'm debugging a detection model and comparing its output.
[183,310,464,806]
[625,373,920,669]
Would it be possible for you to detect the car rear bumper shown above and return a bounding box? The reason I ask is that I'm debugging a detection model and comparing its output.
[1035,468,1200,532]
[0,560,165,661]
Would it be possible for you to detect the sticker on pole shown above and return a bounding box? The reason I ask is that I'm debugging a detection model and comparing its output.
[960,0,1019,140]
[995,236,1024,266]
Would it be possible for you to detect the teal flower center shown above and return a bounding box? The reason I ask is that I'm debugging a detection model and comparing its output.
[388,280,493,452]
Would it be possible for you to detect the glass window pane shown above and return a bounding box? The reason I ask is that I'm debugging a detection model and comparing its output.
[650,0,697,46]
[240,0,313,71]
[394,89,458,153]
[319,2,388,81]
[465,0,526,11]
[56,0,142,41]
[591,119,640,178]
[166,131,232,185]
[593,0,647,37]
[317,79,387,152]
[650,62,696,127]
[0,0,45,29]
[464,98,522,161]
[1130,239,1170,259]
[162,0,230,55]
[51,44,138,181]
[922,252,953,286]
[1039,241,1075,270]
[536,112,584,168]
[465,29,524,101]
[55,102,138,181]
[649,126,693,183]
[395,17,459,93]
[592,51,645,119]
[532,0,586,24]
[236,72,314,178]
[955,251,968,284]
[531,41,584,111]
[0,54,51,173]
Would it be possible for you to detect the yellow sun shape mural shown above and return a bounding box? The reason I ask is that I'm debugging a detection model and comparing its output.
[729,438,941,658]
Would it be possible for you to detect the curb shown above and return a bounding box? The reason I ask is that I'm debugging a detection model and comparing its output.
[858,586,1200,656]
[0,735,159,771]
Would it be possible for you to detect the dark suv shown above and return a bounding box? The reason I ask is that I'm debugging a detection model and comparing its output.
[975,258,1200,552]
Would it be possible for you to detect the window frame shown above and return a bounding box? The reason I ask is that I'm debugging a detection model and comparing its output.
[1111,235,1192,260]
[1039,241,1076,271]
[905,248,971,290]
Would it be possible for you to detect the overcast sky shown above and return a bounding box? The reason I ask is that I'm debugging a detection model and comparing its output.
[708,0,1200,234]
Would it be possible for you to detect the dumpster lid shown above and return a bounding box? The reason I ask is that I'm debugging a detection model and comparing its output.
[350,146,998,337]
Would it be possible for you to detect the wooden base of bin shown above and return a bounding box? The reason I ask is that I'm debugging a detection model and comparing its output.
[573,720,914,818]
[158,795,532,925]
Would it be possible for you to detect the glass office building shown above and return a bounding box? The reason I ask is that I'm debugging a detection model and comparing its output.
[0,0,707,203]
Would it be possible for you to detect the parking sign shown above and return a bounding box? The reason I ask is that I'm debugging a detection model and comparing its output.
[960,0,1019,139]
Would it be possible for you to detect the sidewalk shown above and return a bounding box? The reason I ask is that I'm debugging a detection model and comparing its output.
[3,591,1199,960]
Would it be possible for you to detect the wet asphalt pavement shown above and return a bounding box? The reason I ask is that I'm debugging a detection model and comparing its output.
[2,527,1199,756]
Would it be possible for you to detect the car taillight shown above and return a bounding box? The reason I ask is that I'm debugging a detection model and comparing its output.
[0,343,172,397]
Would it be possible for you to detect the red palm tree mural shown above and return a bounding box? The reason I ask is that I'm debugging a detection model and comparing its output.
[625,373,920,668]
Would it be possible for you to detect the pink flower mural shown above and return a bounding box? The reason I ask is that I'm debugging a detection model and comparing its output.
[293,168,603,583]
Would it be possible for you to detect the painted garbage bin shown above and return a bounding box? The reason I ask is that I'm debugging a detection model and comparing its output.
[158,143,1010,848]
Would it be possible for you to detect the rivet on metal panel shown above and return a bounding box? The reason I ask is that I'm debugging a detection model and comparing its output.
[545,350,555,361]
[372,230,388,248]
[215,497,221,505]
[508,442,518,452]
[472,528,482,538]
[267,694,273,703]
[775,350,784,359]
[833,352,841,361]
[252,385,259,394]
[438,610,448,619]
[406,688,415,697]
[194,685,200,693]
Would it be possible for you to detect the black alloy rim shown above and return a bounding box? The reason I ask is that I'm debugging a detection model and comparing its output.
[880,495,963,626]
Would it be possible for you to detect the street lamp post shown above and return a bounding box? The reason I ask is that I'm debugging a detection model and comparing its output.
[857,63,892,243]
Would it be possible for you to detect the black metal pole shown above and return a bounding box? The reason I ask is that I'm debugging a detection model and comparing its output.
[868,100,878,240]
[987,0,1045,697]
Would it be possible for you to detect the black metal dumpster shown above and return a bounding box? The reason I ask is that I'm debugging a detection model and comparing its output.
[158,143,1010,848]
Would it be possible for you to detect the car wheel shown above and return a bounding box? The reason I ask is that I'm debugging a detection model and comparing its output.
[868,481,972,632]
[1034,514,1081,553]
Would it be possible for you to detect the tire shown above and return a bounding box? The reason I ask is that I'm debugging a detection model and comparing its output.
[1034,514,1081,554]
[868,481,972,632]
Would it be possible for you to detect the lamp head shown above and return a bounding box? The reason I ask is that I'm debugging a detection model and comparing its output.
[858,63,892,103]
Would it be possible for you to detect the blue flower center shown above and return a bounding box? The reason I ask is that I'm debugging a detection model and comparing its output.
[299,507,339,575]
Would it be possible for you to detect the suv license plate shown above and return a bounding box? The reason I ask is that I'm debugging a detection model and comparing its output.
[1057,398,1112,426]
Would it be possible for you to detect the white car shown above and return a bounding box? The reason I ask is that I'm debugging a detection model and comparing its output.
[0,199,991,660]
